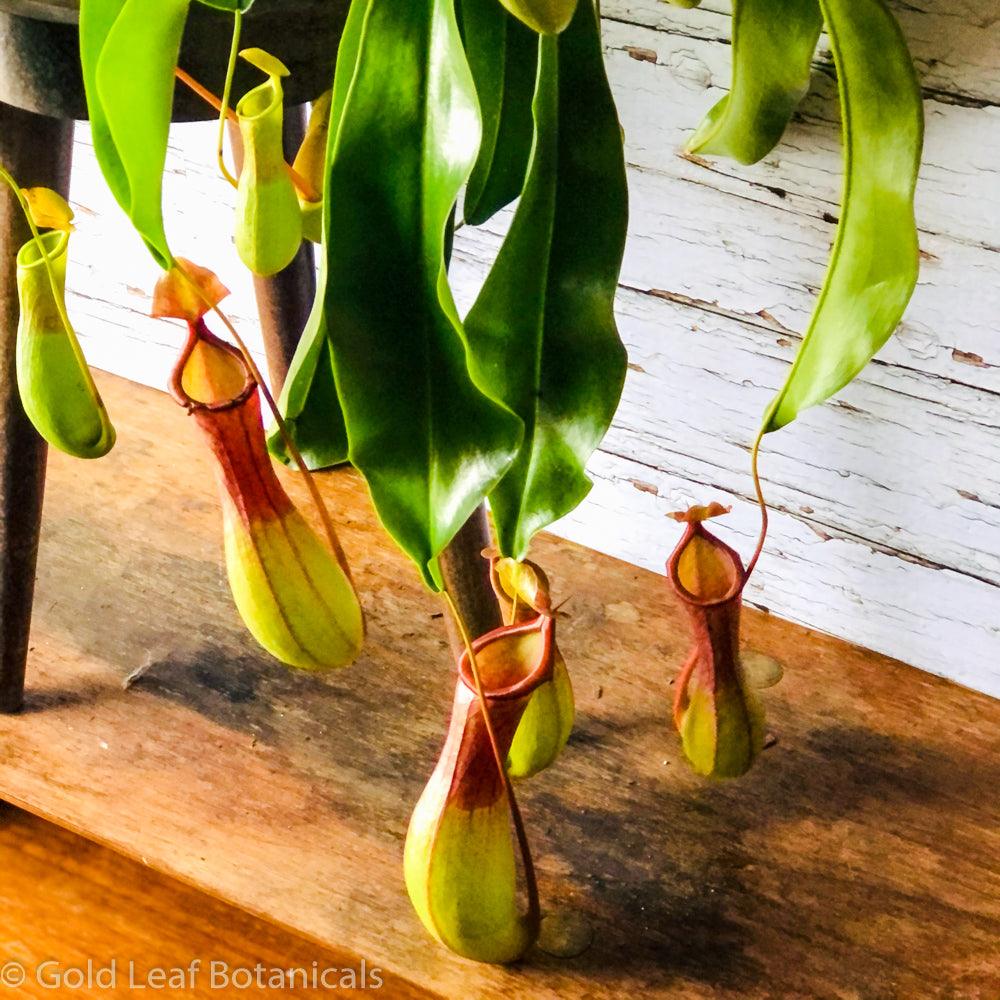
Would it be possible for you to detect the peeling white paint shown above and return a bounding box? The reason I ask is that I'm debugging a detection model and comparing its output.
[61,0,1000,697]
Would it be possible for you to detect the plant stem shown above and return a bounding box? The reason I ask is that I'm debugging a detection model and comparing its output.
[175,68,235,120]
[436,505,501,652]
[215,10,243,190]
[745,430,769,580]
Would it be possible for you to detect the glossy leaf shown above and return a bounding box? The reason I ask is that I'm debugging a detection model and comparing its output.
[465,0,628,560]
[170,321,363,670]
[319,0,522,589]
[405,616,553,962]
[762,0,923,432]
[234,49,303,276]
[667,505,763,779]
[500,0,578,35]
[686,0,822,165]
[460,0,537,226]
[80,0,190,268]
[16,231,116,459]
[269,0,372,471]
[270,258,349,470]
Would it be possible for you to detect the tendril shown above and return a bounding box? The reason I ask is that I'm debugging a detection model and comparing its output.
[215,10,243,190]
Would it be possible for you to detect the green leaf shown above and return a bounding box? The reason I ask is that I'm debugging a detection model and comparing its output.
[320,0,523,589]
[465,0,628,559]
[80,0,190,268]
[460,0,538,226]
[686,0,823,165]
[269,272,349,470]
[762,0,923,432]
[269,0,369,470]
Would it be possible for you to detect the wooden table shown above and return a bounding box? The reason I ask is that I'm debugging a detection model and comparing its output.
[0,0,349,713]
[0,372,997,999]
[0,805,425,998]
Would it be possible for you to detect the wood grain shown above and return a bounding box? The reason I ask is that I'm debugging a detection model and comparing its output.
[0,0,77,24]
[0,805,431,998]
[54,0,1000,695]
[603,0,1000,104]
[0,372,997,999]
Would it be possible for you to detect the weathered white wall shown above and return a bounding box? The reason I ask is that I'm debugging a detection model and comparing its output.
[62,0,1000,696]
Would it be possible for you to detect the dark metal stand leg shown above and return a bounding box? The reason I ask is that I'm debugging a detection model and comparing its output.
[0,104,73,714]
[229,104,316,394]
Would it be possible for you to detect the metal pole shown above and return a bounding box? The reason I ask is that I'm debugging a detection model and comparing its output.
[0,103,73,713]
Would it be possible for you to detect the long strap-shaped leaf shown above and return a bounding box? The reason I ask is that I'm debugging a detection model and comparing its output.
[80,0,190,268]
[460,0,538,226]
[465,0,628,560]
[269,0,371,470]
[686,0,822,166]
[762,0,922,432]
[270,308,346,470]
[321,0,522,589]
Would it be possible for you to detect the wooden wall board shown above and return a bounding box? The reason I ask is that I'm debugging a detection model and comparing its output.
[0,373,997,999]
[603,0,1000,105]
[55,0,1000,696]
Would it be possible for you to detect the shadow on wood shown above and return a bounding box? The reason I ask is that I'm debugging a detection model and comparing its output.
[1,373,997,998]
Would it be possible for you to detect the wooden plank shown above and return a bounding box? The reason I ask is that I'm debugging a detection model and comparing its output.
[0,805,432,998]
[555,446,1000,698]
[443,15,1000,693]
[563,22,1000,382]
[0,372,998,999]
[63,25,1000,395]
[603,26,1000,255]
